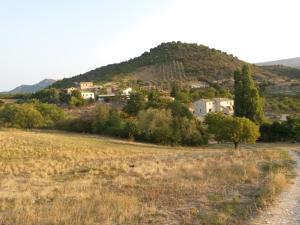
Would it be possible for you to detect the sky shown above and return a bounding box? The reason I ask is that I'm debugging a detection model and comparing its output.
[1,0,300,91]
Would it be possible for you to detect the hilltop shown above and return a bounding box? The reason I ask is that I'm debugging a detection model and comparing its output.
[52,42,286,89]
[8,79,56,94]
[257,57,300,69]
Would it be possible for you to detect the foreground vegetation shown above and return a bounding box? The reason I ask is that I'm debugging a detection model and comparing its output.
[0,130,296,225]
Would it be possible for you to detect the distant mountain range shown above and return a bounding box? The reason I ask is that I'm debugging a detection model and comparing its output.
[51,42,287,89]
[8,79,56,94]
[257,57,300,69]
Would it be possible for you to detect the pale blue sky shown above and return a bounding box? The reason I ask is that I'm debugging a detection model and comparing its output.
[1,0,300,91]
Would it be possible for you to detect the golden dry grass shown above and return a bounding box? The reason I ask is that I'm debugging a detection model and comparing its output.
[0,129,297,225]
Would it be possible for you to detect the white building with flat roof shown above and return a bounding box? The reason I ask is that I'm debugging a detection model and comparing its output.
[81,92,95,100]
[193,98,234,117]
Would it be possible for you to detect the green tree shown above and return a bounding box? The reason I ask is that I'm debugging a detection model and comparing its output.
[146,91,165,109]
[69,90,85,107]
[33,88,60,104]
[92,104,110,133]
[136,108,173,144]
[234,65,264,123]
[0,103,45,129]
[205,114,260,149]
[168,101,192,119]
[123,92,146,116]
[204,113,226,138]
[105,108,124,136]
[170,83,180,98]
[35,103,65,128]
[174,91,191,104]
[177,117,207,146]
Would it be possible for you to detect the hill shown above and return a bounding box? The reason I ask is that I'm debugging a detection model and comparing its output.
[9,79,56,94]
[52,42,285,89]
[259,65,300,79]
[257,57,300,69]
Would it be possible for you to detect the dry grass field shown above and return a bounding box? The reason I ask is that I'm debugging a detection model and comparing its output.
[0,129,297,225]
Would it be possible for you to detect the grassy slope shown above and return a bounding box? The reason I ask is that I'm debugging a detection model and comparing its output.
[52,42,283,89]
[0,129,296,225]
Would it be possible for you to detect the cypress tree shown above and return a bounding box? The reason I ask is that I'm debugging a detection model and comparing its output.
[234,65,264,124]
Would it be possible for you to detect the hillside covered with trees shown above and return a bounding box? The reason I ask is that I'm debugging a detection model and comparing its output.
[52,42,286,89]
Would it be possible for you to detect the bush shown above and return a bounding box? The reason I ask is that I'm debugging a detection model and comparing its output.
[35,103,65,128]
[177,117,208,146]
[0,103,45,129]
[260,117,300,142]
[123,92,146,116]
[92,105,125,137]
[205,113,260,149]
[0,102,65,129]
[57,117,93,133]
[136,108,174,144]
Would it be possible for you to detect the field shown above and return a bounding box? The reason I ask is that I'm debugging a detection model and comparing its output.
[0,129,297,225]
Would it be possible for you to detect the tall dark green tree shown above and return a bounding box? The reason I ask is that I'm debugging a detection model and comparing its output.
[123,92,146,116]
[170,82,180,98]
[234,65,264,123]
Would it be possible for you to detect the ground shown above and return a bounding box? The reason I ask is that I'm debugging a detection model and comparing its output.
[0,129,297,225]
[251,151,300,225]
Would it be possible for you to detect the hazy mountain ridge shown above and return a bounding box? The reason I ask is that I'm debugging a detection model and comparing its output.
[51,42,285,89]
[257,57,300,69]
[258,65,300,79]
[8,79,56,94]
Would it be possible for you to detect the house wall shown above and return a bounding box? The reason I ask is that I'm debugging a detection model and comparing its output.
[80,82,94,90]
[193,98,234,117]
[193,100,214,116]
[216,99,234,115]
[81,92,95,99]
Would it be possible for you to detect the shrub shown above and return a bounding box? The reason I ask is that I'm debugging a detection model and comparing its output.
[35,103,65,128]
[136,108,174,144]
[205,113,260,149]
[0,103,45,129]
[260,117,300,142]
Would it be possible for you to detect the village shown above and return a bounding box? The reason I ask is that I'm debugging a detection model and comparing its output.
[65,81,234,118]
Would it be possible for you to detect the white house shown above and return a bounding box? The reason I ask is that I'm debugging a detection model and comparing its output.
[122,88,132,96]
[81,92,95,100]
[193,98,234,117]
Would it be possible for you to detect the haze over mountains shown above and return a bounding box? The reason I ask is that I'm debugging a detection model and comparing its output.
[7,79,56,94]
[257,57,300,69]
